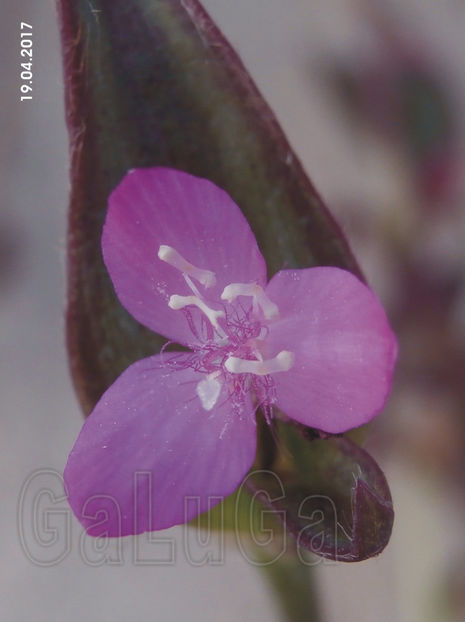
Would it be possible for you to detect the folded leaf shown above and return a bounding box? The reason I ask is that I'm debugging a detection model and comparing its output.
[57,0,360,412]
[248,419,394,562]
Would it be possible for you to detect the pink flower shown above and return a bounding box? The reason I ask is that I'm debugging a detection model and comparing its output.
[64,168,397,536]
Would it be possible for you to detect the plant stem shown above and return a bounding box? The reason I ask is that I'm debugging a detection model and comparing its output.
[260,546,322,622]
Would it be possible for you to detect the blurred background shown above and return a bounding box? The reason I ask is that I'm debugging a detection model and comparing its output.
[1,0,464,620]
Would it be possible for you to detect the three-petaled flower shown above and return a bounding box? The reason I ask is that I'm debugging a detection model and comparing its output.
[65,168,397,536]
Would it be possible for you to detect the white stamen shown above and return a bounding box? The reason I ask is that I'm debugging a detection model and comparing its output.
[225,350,294,376]
[158,245,216,288]
[169,294,225,330]
[196,373,221,411]
[221,283,279,319]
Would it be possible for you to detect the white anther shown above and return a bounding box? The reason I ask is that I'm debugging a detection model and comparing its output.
[221,283,279,319]
[158,245,216,288]
[168,294,225,330]
[221,283,259,302]
[196,373,222,411]
[225,350,294,376]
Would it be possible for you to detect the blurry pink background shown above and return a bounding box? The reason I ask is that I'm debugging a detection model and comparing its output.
[1,1,464,620]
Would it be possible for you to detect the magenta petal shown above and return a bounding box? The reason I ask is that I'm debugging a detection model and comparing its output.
[102,168,267,344]
[64,354,257,535]
[265,268,397,433]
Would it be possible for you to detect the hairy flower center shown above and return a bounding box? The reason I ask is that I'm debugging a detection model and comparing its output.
[158,244,294,413]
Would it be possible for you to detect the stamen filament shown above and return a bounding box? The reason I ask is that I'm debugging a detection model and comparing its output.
[158,245,216,288]
[225,350,294,376]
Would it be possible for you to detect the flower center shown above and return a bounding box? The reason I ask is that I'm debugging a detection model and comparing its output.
[158,244,294,412]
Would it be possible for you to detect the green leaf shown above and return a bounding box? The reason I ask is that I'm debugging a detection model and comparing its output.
[57,0,361,413]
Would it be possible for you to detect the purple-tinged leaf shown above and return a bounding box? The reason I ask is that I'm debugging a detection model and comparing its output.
[248,420,394,562]
[57,0,361,413]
